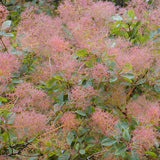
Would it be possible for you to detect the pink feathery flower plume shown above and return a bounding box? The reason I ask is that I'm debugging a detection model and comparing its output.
[14,111,47,139]
[52,53,78,79]
[17,7,62,57]
[91,108,118,136]
[132,126,158,154]
[49,36,69,53]
[70,85,97,109]
[10,82,50,111]
[60,112,79,131]
[91,63,110,82]
[0,4,8,24]
[0,53,19,85]
[126,96,160,126]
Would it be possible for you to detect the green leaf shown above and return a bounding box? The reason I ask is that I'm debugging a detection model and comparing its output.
[115,145,127,156]
[85,60,94,67]
[3,33,14,37]
[75,110,87,117]
[101,138,117,146]
[7,113,16,124]
[0,31,14,37]
[136,79,146,85]
[76,49,88,57]
[79,149,85,155]
[2,20,12,30]
[75,143,80,151]
[0,97,7,102]
[2,132,8,142]
[53,113,63,124]
[145,151,157,158]
[58,152,70,160]
[54,75,63,81]
[109,76,118,83]
[122,73,134,79]
[124,63,132,70]
[66,131,75,145]
[115,121,129,132]
[130,150,140,160]
[128,10,135,19]
[154,84,160,93]
[78,126,87,136]
[58,92,64,105]
[122,129,131,141]
[85,136,95,143]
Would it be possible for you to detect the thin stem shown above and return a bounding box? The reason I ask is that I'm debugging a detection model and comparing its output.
[0,37,9,54]
[87,150,107,160]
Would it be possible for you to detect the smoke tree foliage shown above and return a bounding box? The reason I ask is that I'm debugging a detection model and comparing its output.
[0,0,160,159]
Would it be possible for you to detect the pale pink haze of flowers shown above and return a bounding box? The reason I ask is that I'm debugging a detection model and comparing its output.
[108,45,152,72]
[0,4,8,24]
[10,82,50,111]
[132,126,157,154]
[0,53,19,84]
[91,108,118,136]
[126,96,160,126]
[127,0,149,20]
[14,111,47,139]
[52,53,78,79]
[91,63,109,82]
[60,112,79,130]
[70,85,97,109]
[49,36,69,53]
[17,7,62,56]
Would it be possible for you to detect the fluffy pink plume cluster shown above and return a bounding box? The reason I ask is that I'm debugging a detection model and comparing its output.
[0,53,19,92]
[91,108,118,136]
[10,82,50,111]
[70,85,97,109]
[107,40,152,72]
[49,36,69,53]
[132,126,157,154]
[0,4,8,24]
[14,111,47,139]
[91,63,110,82]
[60,112,79,130]
[127,96,160,126]
[17,7,62,56]
[17,0,116,56]
[52,53,78,79]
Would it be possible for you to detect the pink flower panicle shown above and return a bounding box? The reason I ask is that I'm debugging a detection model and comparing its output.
[91,63,109,82]
[14,111,47,139]
[10,82,50,111]
[91,108,118,136]
[86,1,116,24]
[30,62,52,84]
[126,96,160,126]
[132,126,157,154]
[0,4,8,24]
[0,53,19,84]
[17,7,62,56]
[57,0,116,53]
[49,36,69,53]
[108,43,152,72]
[60,112,79,130]
[54,53,78,79]
[70,85,97,109]
[127,0,149,20]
